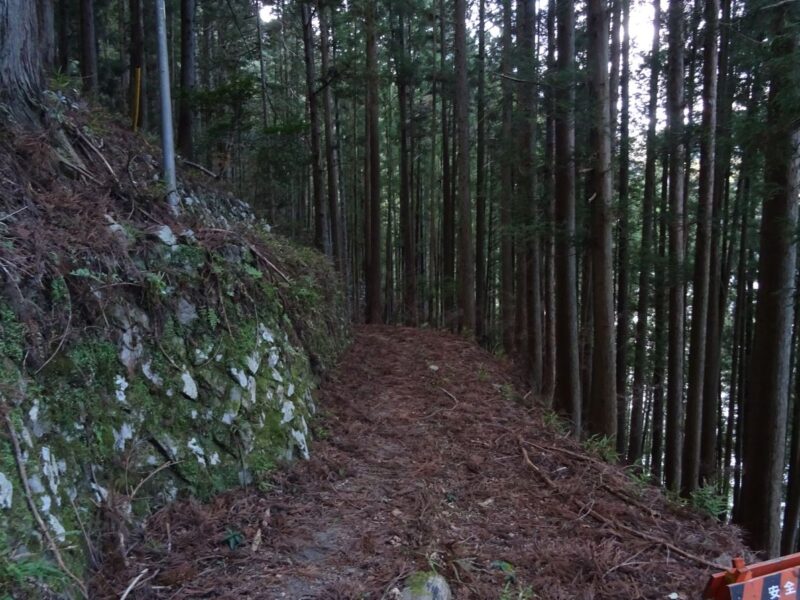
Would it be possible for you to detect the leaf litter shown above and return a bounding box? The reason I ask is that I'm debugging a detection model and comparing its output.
[95,325,747,599]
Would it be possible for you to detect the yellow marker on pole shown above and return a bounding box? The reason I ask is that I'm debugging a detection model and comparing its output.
[132,67,142,132]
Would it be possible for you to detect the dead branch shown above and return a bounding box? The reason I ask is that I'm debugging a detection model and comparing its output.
[580,502,724,570]
[59,156,101,184]
[119,568,149,600]
[518,435,722,571]
[34,287,72,375]
[130,460,181,501]
[523,439,605,466]
[519,438,558,490]
[75,129,119,184]
[421,389,460,420]
[247,243,291,283]
[69,494,98,568]
[182,159,219,179]
[196,228,292,283]
[0,206,28,221]
[600,483,661,520]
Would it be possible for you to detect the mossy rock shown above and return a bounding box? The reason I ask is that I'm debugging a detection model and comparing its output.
[401,571,453,600]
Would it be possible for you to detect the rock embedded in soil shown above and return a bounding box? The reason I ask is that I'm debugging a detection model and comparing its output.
[401,571,452,600]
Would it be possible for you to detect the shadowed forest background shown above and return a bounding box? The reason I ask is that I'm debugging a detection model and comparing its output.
[2,0,800,564]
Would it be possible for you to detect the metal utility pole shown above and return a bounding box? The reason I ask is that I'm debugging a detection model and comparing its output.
[156,0,178,210]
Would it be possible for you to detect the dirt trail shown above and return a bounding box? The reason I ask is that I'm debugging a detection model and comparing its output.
[99,325,745,599]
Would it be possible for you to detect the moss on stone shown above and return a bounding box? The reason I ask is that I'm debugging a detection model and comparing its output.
[0,214,348,597]
[406,571,439,594]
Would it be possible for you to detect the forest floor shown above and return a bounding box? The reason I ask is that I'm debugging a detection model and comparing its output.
[98,325,747,599]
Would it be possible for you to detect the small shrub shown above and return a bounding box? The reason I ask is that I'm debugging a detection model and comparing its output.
[500,582,534,600]
[541,410,568,434]
[583,434,619,464]
[690,484,728,518]
[625,461,651,494]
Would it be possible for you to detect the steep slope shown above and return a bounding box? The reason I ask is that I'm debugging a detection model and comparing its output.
[101,326,746,599]
[0,93,348,598]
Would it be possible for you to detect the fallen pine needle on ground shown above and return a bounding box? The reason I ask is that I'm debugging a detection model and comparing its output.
[94,325,746,599]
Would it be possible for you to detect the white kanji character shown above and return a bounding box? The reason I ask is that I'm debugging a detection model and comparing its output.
[785,581,797,596]
[768,585,781,599]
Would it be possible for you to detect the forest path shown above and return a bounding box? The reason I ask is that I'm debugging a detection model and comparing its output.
[101,325,743,599]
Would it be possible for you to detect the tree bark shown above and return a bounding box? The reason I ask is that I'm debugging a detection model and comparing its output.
[385,132,395,323]
[177,0,196,159]
[553,0,582,435]
[587,0,616,438]
[782,266,800,554]
[440,0,455,331]
[681,0,718,496]
[80,0,98,93]
[700,0,732,487]
[500,0,515,354]
[735,4,799,556]
[129,0,147,130]
[319,1,345,275]
[453,0,474,333]
[301,3,327,254]
[724,174,747,509]
[628,0,660,465]
[475,0,487,341]
[58,0,69,73]
[615,0,631,456]
[664,0,686,492]
[651,151,670,484]
[518,0,543,391]
[0,0,46,118]
[364,0,382,324]
[542,0,557,403]
[393,8,417,326]
[40,0,54,73]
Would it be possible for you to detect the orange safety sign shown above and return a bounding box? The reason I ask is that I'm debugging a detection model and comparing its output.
[705,555,800,600]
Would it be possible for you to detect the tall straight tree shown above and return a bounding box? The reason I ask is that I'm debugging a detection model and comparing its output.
[553,0,582,435]
[475,0,487,340]
[255,1,268,129]
[364,0,382,324]
[701,0,732,487]
[453,0,474,333]
[681,0,718,496]
[301,2,326,253]
[440,0,456,330]
[736,1,799,557]
[783,270,800,554]
[500,0,515,353]
[615,0,631,455]
[542,0,557,402]
[80,0,98,93]
[177,0,196,159]
[518,0,543,390]
[129,0,147,130]
[58,0,68,72]
[319,1,345,274]
[587,0,616,438]
[393,6,417,325]
[628,0,661,464]
[664,0,686,492]
[651,152,671,482]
